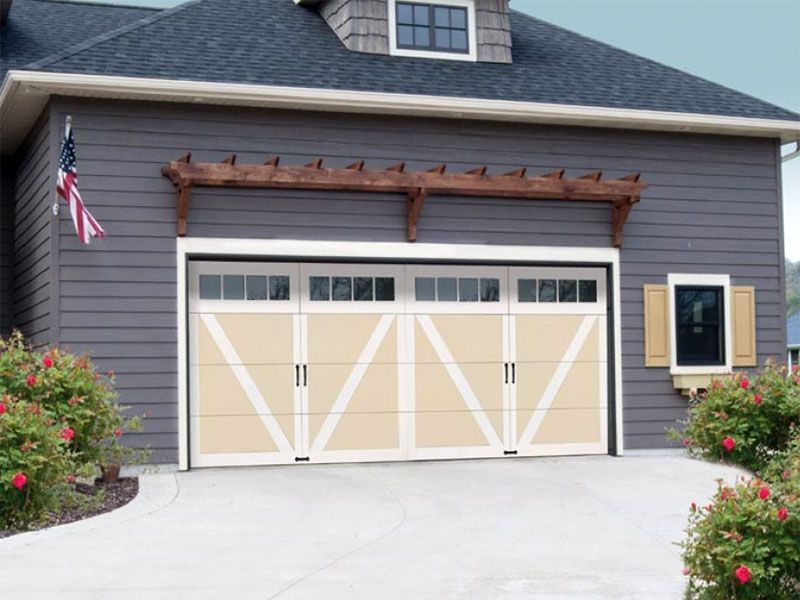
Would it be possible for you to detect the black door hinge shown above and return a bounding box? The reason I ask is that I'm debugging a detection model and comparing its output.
[295,456,310,462]
[504,450,518,455]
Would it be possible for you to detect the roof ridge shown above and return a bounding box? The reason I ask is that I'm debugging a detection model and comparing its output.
[24,0,208,72]
[25,0,160,10]
[510,9,800,120]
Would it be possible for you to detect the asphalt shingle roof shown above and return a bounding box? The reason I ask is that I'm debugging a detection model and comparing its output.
[789,313,800,349]
[4,0,799,122]
[0,0,158,81]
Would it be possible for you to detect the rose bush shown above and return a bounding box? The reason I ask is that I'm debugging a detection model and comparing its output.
[674,362,800,472]
[682,476,800,600]
[675,360,800,599]
[0,332,146,530]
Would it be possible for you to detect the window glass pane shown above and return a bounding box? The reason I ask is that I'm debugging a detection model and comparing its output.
[199,275,221,300]
[415,277,435,301]
[450,29,467,50]
[309,276,330,301]
[435,28,450,48]
[414,4,429,24]
[332,277,352,301]
[269,275,290,301]
[458,278,479,302]
[518,279,536,303]
[538,279,557,302]
[397,3,414,24]
[223,275,245,300]
[450,8,466,28]
[353,277,374,301]
[397,25,414,46]
[676,286,724,365]
[414,26,430,47]
[437,277,457,301]
[558,280,577,302]
[579,280,597,303]
[434,6,450,26]
[480,278,500,302]
[246,275,268,300]
[375,277,395,301]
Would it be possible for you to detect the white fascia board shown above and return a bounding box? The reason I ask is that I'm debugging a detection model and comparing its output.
[2,70,800,152]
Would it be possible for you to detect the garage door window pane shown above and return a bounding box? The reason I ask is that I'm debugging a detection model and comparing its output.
[415,277,435,301]
[333,277,352,301]
[199,275,221,299]
[518,279,536,303]
[437,277,457,301]
[480,278,500,302]
[246,276,268,300]
[579,280,597,303]
[354,277,374,301]
[223,275,245,300]
[538,279,557,302]
[309,276,330,301]
[269,275,290,301]
[458,278,479,302]
[558,280,577,302]
[375,277,395,301]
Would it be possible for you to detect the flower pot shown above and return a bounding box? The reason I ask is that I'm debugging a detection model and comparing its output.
[101,463,121,483]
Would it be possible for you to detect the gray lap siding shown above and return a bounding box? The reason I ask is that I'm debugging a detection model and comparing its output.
[49,98,785,461]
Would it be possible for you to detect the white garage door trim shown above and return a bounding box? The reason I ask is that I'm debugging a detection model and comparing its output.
[177,237,623,470]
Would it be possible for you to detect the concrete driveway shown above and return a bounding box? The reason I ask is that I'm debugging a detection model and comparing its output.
[0,454,742,600]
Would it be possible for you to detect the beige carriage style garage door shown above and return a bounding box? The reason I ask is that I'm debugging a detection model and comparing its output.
[188,261,608,467]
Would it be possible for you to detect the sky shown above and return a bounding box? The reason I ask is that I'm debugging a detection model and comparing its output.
[80,0,800,259]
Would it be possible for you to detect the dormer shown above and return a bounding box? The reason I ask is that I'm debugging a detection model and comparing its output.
[298,0,512,63]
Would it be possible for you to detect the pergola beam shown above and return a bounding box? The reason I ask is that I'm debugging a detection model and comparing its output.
[162,156,647,247]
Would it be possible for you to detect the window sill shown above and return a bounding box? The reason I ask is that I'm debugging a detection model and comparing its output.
[672,372,731,396]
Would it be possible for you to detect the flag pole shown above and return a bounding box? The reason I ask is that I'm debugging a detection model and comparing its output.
[53,115,72,216]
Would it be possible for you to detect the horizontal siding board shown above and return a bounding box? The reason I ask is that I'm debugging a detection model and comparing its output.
[52,99,785,460]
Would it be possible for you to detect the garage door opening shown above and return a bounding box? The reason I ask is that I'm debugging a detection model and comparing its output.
[188,261,609,467]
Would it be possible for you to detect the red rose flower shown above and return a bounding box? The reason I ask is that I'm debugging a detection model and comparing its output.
[114,427,123,438]
[777,507,789,522]
[740,378,749,389]
[690,502,697,511]
[754,394,762,405]
[0,402,6,415]
[722,437,736,452]
[682,567,690,576]
[11,472,27,490]
[734,565,752,585]
[107,370,115,378]
[26,374,36,387]
[60,427,75,442]
[66,474,76,484]
[42,356,53,369]
[682,438,690,447]
[758,486,770,500]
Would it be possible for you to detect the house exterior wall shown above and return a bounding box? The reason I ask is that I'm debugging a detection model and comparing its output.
[7,110,53,348]
[0,155,14,337]
[47,97,785,463]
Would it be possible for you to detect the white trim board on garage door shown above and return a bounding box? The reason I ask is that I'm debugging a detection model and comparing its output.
[176,238,623,470]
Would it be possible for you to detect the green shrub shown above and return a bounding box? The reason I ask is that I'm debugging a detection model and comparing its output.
[674,362,800,473]
[682,476,800,599]
[0,397,74,529]
[0,332,146,530]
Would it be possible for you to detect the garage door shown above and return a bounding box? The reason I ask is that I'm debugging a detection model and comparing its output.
[188,261,607,467]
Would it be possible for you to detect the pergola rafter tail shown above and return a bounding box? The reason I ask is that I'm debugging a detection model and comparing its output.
[161,155,647,246]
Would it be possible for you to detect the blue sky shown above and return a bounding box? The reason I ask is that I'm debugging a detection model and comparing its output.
[81,0,800,259]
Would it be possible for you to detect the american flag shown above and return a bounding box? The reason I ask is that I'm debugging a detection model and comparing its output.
[57,118,105,245]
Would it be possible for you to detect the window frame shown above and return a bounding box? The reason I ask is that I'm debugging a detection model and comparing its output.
[388,0,477,62]
[667,273,732,375]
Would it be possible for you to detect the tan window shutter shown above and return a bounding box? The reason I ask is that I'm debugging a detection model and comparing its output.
[731,286,757,367]
[644,284,670,367]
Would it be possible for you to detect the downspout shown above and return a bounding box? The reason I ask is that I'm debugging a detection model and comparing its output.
[783,141,800,162]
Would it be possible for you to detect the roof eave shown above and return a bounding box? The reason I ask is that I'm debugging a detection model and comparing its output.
[2,70,800,153]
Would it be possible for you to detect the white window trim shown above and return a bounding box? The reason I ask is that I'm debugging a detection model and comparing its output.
[667,273,732,376]
[388,0,478,62]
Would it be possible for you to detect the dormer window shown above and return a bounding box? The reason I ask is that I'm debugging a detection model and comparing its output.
[389,0,477,61]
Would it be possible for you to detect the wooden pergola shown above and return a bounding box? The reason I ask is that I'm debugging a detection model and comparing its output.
[162,154,647,247]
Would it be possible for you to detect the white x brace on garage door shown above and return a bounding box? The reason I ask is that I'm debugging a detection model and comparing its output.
[188,261,608,467]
